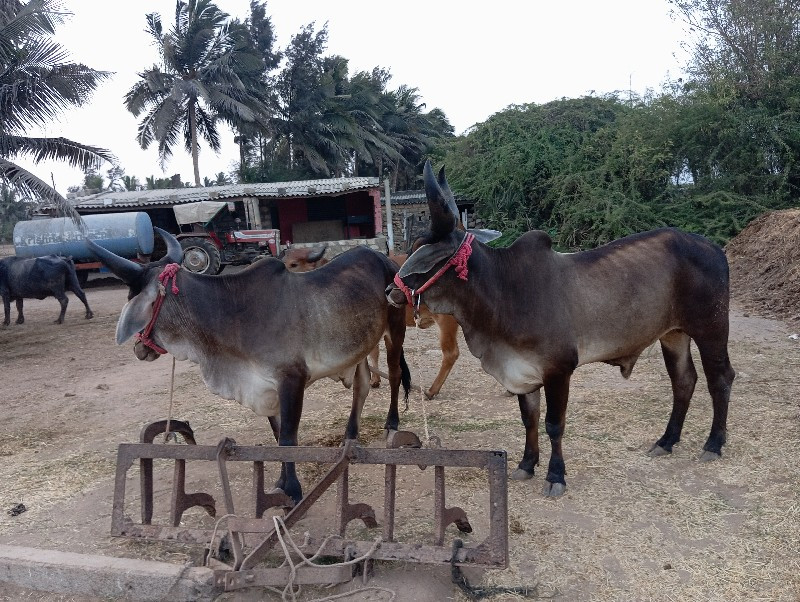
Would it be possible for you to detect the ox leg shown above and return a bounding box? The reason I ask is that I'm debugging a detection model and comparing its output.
[344,358,371,441]
[66,267,93,319]
[696,338,735,461]
[71,287,93,320]
[383,310,407,434]
[426,315,460,399]
[368,343,381,388]
[3,295,11,325]
[650,332,697,457]
[53,294,69,324]
[15,298,25,324]
[511,390,540,481]
[542,374,571,497]
[275,374,305,503]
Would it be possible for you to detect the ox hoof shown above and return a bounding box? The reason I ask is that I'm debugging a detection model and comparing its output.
[542,482,566,497]
[424,390,437,400]
[86,312,94,320]
[370,381,381,389]
[647,444,671,458]
[699,450,721,462]
[510,468,534,481]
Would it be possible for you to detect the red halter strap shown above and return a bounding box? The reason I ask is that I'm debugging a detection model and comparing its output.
[393,232,475,307]
[135,263,181,355]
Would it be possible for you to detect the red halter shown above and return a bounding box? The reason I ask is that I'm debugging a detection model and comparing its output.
[393,232,475,307]
[135,263,181,355]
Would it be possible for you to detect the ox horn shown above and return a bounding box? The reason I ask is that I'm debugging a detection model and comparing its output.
[307,243,328,263]
[86,237,144,285]
[423,160,458,237]
[158,227,184,265]
[86,227,184,286]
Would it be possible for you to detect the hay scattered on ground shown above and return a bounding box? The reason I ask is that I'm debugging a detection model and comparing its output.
[726,208,800,327]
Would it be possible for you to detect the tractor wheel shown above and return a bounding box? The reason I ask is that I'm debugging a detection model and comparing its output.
[180,237,222,275]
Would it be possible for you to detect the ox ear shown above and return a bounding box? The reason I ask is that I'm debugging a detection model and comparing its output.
[437,166,462,226]
[468,228,502,244]
[424,160,458,238]
[398,240,459,278]
[115,281,159,345]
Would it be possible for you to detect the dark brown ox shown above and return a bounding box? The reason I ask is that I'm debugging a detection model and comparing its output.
[89,229,409,503]
[280,244,461,398]
[386,160,735,497]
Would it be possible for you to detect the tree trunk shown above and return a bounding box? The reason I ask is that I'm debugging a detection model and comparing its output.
[188,99,201,186]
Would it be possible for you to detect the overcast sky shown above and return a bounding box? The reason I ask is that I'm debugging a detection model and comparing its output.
[18,0,691,196]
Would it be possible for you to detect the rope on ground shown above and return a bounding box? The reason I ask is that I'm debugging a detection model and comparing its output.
[270,515,391,602]
[204,513,239,567]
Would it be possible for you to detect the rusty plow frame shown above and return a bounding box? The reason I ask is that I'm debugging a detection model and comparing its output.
[111,420,509,591]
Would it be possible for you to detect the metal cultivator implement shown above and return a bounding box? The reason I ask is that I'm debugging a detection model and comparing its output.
[111,420,509,592]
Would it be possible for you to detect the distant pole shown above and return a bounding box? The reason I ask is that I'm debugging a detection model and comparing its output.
[384,178,394,253]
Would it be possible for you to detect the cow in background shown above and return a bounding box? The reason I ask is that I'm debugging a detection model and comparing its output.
[89,230,410,503]
[0,255,94,326]
[387,160,735,497]
[280,244,463,399]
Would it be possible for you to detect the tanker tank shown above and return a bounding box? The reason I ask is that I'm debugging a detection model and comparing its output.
[13,212,154,261]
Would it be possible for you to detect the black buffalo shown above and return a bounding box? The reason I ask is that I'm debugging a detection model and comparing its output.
[0,255,94,326]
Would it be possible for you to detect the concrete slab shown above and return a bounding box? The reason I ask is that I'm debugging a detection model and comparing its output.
[0,545,216,601]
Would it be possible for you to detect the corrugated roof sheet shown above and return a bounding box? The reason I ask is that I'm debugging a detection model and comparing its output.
[380,189,474,206]
[71,177,380,211]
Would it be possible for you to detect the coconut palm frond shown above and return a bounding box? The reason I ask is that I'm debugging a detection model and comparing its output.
[0,157,83,227]
[1,134,114,169]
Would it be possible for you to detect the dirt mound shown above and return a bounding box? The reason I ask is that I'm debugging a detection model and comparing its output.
[726,208,800,327]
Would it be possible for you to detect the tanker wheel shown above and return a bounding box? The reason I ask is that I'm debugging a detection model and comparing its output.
[180,237,222,275]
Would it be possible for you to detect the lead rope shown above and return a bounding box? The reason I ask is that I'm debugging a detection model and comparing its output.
[410,295,433,447]
[163,356,177,443]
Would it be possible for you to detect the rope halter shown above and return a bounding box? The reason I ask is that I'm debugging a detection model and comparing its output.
[135,263,181,355]
[393,232,475,309]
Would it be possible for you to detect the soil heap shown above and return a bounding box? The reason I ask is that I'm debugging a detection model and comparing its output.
[725,208,800,328]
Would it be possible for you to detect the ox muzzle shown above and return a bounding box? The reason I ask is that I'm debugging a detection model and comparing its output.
[386,283,408,308]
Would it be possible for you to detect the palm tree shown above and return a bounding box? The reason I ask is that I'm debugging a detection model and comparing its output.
[0,0,113,214]
[0,182,31,242]
[124,0,265,186]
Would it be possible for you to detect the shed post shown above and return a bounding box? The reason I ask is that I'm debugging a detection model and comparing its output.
[384,178,394,252]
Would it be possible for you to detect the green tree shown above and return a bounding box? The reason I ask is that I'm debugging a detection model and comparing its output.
[0,182,32,242]
[0,0,113,211]
[124,0,265,186]
[122,174,140,191]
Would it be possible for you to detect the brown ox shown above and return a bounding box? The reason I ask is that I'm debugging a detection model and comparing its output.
[280,244,461,398]
[386,160,735,497]
[89,230,410,503]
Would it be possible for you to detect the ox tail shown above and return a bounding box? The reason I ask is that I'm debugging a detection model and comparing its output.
[400,350,411,402]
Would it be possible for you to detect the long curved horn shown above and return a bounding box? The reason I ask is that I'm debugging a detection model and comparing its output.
[156,227,184,264]
[437,166,462,227]
[86,237,145,285]
[423,160,457,238]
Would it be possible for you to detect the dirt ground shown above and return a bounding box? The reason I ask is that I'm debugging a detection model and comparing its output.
[0,227,799,601]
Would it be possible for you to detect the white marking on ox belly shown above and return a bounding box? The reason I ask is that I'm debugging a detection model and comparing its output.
[201,363,281,416]
[480,347,543,395]
[165,341,281,416]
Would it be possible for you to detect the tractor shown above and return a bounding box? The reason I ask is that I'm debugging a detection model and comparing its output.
[173,201,280,275]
